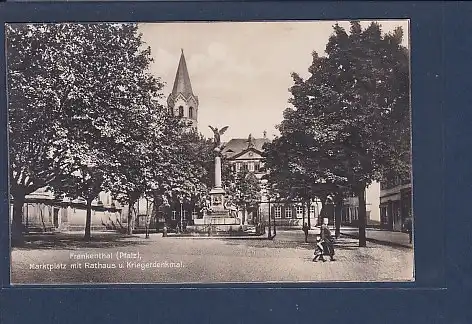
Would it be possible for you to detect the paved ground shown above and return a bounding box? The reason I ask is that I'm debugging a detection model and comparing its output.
[339,226,412,248]
[272,226,413,248]
[10,230,414,285]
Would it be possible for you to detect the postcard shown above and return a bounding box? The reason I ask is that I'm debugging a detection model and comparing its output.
[7,20,413,284]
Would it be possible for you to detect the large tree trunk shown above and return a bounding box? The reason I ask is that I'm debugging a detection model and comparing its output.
[357,185,367,247]
[84,199,93,241]
[11,193,26,244]
[127,201,135,235]
[334,193,343,239]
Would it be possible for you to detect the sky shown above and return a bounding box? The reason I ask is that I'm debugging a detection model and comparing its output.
[139,20,409,141]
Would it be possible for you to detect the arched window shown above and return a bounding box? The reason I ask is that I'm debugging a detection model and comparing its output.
[178,106,184,117]
[189,106,194,119]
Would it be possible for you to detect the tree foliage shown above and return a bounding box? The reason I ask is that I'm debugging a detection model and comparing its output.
[263,21,410,246]
[7,23,164,240]
[226,168,261,208]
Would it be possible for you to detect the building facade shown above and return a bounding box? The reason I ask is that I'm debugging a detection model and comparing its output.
[220,134,321,228]
[341,182,381,227]
[221,133,269,226]
[10,188,125,232]
[379,178,412,231]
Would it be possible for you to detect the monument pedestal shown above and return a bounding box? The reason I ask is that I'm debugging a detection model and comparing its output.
[191,139,243,232]
[193,187,241,231]
[208,186,241,228]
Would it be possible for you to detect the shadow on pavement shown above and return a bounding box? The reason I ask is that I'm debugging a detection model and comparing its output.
[12,232,149,251]
[221,236,375,252]
[340,233,412,250]
[222,239,315,250]
[333,239,376,251]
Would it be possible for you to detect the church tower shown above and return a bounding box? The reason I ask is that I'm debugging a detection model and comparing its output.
[167,49,199,130]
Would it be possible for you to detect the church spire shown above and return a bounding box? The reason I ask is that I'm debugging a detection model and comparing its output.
[171,49,193,97]
[167,49,199,131]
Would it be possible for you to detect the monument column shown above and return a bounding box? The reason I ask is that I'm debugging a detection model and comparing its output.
[197,125,241,233]
[209,147,225,212]
[214,152,222,188]
[208,126,229,213]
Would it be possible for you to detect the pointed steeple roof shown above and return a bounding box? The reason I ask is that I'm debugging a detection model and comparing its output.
[171,49,193,97]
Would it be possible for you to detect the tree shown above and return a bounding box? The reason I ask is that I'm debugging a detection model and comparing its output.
[318,21,410,246]
[167,129,236,218]
[265,21,409,247]
[7,24,78,239]
[140,127,218,231]
[109,104,181,235]
[263,107,350,232]
[8,23,164,240]
[226,168,261,225]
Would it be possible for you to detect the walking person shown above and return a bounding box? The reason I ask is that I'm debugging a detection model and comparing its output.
[302,222,309,243]
[320,218,335,261]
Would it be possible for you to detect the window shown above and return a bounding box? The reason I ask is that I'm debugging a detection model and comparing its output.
[183,210,188,220]
[192,210,198,220]
[254,162,260,171]
[296,206,303,218]
[285,206,292,219]
[243,163,248,171]
[178,106,184,117]
[274,206,281,218]
[248,162,254,172]
[235,163,241,172]
[172,211,176,220]
[189,106,194,119]
[380,206,388,224]
[310,205,315,216]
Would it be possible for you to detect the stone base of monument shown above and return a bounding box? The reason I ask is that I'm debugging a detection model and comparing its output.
[191,214,246,233]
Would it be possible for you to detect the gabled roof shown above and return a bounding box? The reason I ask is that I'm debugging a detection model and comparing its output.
[171,49,193,98]
[230,147,264,160]
[221,138,270,159]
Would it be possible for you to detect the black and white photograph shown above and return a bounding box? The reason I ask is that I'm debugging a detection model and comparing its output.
[7,20,413,284]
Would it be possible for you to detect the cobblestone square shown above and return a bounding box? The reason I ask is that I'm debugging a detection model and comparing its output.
[11,230,414,284]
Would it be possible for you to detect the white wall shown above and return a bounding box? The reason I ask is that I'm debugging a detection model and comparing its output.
[366,181,380,222]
